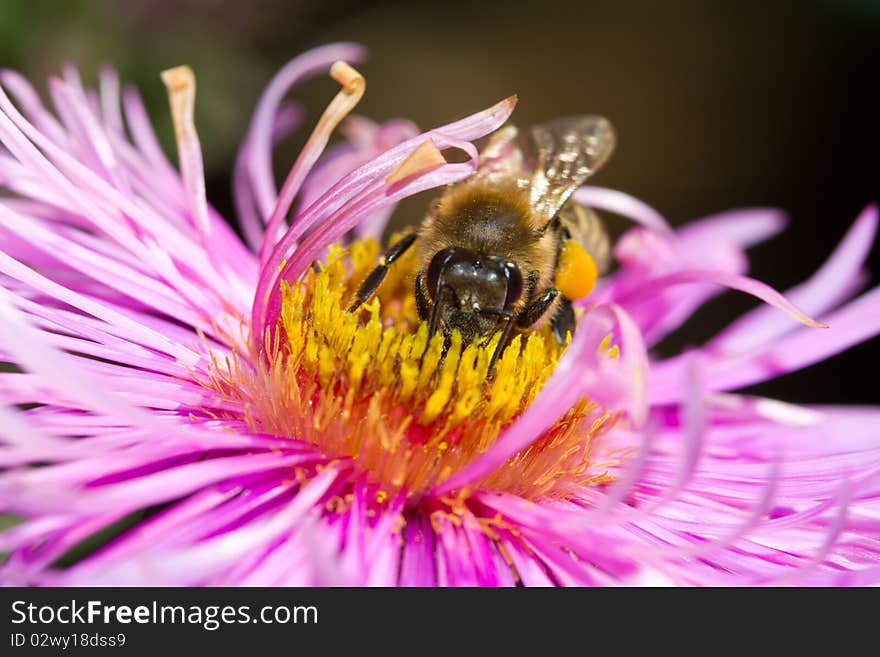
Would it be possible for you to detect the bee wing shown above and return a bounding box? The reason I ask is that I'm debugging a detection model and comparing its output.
[527,116,615,225]
[471,117,615,224]
[471,125,531,187]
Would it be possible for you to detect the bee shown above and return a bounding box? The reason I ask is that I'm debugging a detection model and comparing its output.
[348,115,616,372]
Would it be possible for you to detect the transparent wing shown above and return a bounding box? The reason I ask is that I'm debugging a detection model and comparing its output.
[527,116,615,224]
[472,116,616,225]
[471,125,531,188]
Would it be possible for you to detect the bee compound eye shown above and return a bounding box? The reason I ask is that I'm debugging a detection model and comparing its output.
[502,261,523,308]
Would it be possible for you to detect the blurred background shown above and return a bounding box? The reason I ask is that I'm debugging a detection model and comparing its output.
[1,0,878,403]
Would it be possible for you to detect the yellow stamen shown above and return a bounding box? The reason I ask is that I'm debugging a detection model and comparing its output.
[259,61,366,263]
[161,65,210,238]
[311,61,366,148]
[160,66,195,140]
[329,61,361,92]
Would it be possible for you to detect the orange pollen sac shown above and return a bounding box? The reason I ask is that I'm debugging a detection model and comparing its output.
[554,240,598,301]
[208,237,618,503]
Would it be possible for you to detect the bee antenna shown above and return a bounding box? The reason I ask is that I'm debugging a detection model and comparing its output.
[486,314,516,377]
[427,281,446,338]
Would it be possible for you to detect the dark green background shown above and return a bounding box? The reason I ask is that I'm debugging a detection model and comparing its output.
[1,0,878,403]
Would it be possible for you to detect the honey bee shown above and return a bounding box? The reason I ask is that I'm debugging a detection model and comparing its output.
[348,115,616,372]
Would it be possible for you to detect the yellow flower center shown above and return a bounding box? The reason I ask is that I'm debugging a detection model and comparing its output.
[211,236,618,502]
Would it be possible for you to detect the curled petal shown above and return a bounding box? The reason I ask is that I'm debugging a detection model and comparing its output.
[711,204,878,354]
[613,268,827,329]
[250,96,517,344]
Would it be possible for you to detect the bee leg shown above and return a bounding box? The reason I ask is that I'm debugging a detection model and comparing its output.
[524,270,540,299]
[550,297,576,344]
[347,232,418,313]
[414,271,429,321]
[515,288,559,329]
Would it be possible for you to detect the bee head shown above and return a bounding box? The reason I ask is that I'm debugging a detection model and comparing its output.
[426,247,522,342]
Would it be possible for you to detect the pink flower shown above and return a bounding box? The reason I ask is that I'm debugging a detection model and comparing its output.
[0,43,877,586]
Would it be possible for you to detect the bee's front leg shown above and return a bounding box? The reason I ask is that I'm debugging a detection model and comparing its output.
[515,287,559,329]
[347,232,417,313]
